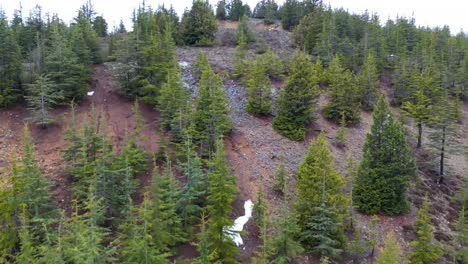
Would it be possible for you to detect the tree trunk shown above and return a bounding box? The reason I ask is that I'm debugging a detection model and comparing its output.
[417,123,422,148]
[438,126,446,184]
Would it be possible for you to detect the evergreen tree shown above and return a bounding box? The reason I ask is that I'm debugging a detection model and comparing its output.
[150,161,186,254]
[323,55,361,124]
[227,0,250,21]
[353,96,416,215]
[0,12,23,107]
[235,15,255,44]
[376,231,400,264]
[216,0,227,20]
[402,88,433,148]
[335,113,347,147]
[0,152,18,261]
[25,74,64,128]
[358,50,379,110]
[194,213,210,264]
[428,89,461,184]
[194,65,232,154]
[348,226,366,262]
[246,58,272,116]
[269,191,303,263]
[302,195,343,259]
[295,132,347,253]
[158,65,190,133]
[273,156,288,194]
[232,30,250,80]
[177,137,207,229]
[61,194,116,263]
[43,25,89,102]
[206,139,239,263]
[92,15,108,37]
[368,215,378,257]
[17,125,58,239]
[408,196,443,264]
[140,26,177,104]
[118,193,169,264]
[180,0,217,46]
[273,52,320,140]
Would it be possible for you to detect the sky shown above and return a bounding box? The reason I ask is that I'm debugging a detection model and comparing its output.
[0,0,466,33]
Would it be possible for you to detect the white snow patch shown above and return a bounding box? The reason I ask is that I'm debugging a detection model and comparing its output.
[87,91,95,96]
[225,199,254,247]
[178,61,190,69]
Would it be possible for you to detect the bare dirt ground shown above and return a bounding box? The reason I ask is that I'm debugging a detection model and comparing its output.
[0,64,161,213]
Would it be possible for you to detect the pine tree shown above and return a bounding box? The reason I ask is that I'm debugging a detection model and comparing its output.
[428,89,461,184]
[402,88,433,148]
[348,226,366,262]
[216,1,227,20]
[0,12,23,107]
[295,132,347,253]
[335,113,347,148]
[253,189,269,263]
[323,55,361,124]
[273,52,320,140]
[16,209,38,264]
[61,194,116,263]
[43,26,89,103]
[177,137,207,229]
[92,16,108,37]
[194,213,211,264]
[246,58,272,116]
[17,125,58,239]
[150,161,186,254]
[408,196,443,264]
[376,231,400,264]
[118,193,169,264]
[273,156,288,194]
[233,30,249,80]
[194,65,232,154]
[0,151,20,260]
[206,138,239,263]
[353,96,415,215]
[368,215,378,257]
[158,65,190,133]
[297,140,344,259]
[235,15,255,44]
[25,74,64,128]
[269,191,303,263]
[358,50,380,110]
[180,0,217,46]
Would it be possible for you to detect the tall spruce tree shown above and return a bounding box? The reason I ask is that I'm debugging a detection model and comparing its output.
[246,58,272,116]
[295,132,347,252]
[17,125,58,239]
[177,137,207,229]
[376,232,400,264]
[150,161,186,254]
[408,196,443,264]
[323,55,361,124]
[0,12,23,107]
[402,88,433,148]
[353,96,416,215]
[206,139,239,263]
[158,65,190,132]
[180,0,217,46]
[118,193,169,263]
[269,188,303,263]
[357,50,379,110]
[272,52,320,140]
[194,65,232,154]
[25,74,64,128]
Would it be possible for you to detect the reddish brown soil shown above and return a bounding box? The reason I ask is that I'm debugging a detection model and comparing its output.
[0,64,161,213]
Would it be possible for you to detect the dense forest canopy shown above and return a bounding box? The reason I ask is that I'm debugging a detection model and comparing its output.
[0,0,466,263]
